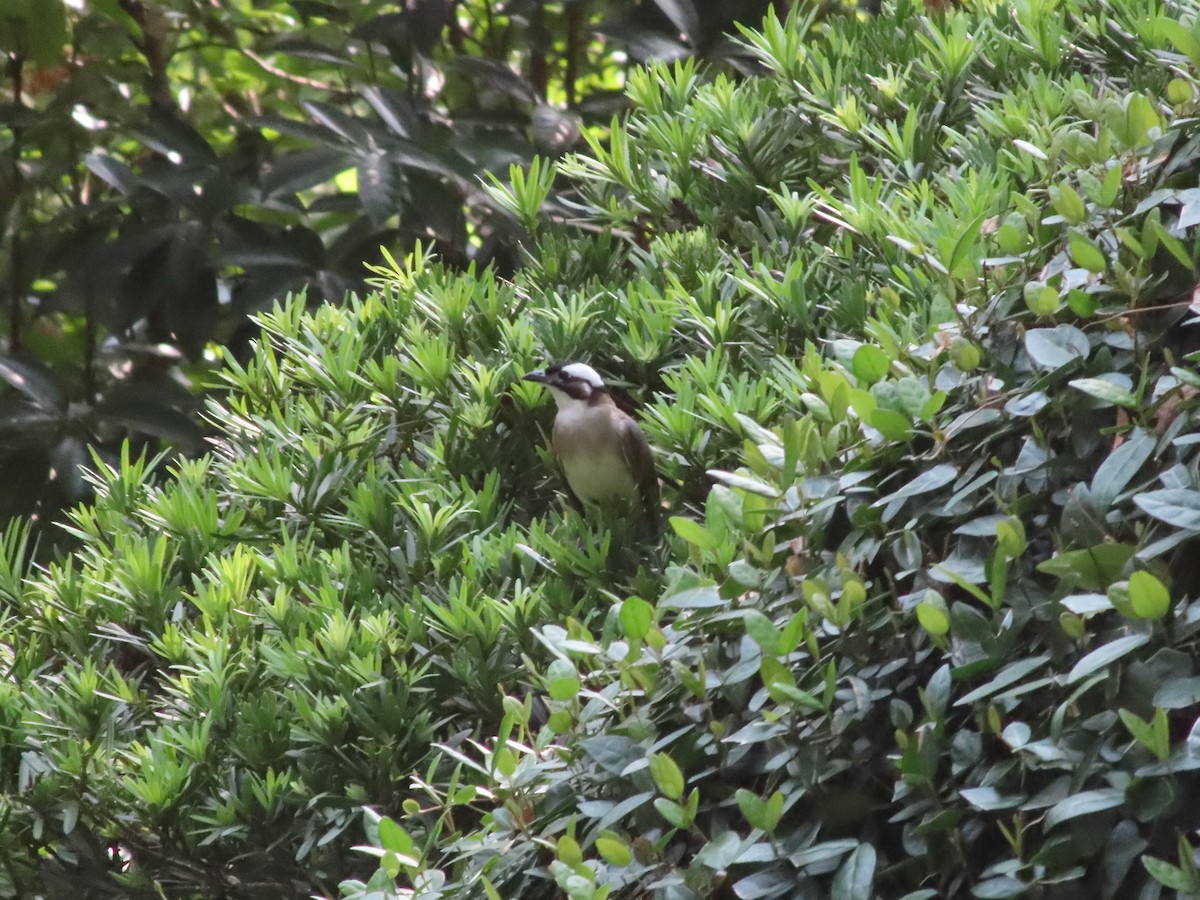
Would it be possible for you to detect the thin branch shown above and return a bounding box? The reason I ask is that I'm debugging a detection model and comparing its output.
[241,47,338,91]
[1088,298,1195,327]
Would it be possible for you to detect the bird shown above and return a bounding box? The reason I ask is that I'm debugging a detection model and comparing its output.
[523,362,660,529]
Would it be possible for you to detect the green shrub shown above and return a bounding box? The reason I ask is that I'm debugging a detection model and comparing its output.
[4,1,1200,898]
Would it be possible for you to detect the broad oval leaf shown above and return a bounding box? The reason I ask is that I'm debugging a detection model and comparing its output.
[1154,677,1200,709]
[852,345,891,384]
[659,586,724,609]
[972,876,1030,899]
[1024,325,1089,370]
[1067,230,1107,272]
[620,597,654,640]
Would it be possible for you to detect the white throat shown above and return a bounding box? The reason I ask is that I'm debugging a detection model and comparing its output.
[548,388,589,411]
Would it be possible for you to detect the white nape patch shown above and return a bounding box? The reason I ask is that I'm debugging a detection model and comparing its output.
[561,362,605,387]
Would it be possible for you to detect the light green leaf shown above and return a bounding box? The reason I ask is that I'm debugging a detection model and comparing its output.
[669,516,717,549]
[1128,570,1170,619]
[546,659,581,700]
[620,596,654,640]
[1051,183,1087,224]
[595,832,633,867]
[1067,231,1107,272]
[1069,377,1138,408]
[648,752,685,800]
[916,592,950,637]
[852,345,891,384]
[1119,707,1170,760]
[743,610,781,653]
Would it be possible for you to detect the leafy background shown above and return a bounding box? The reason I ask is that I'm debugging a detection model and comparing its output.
[0,0,774,540]
[5,0,1200,899]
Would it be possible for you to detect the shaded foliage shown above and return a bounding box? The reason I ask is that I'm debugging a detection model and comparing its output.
[0,0,778,540]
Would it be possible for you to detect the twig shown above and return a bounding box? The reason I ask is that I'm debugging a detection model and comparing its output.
[241,47,337,91]
[1088,298,1194,327]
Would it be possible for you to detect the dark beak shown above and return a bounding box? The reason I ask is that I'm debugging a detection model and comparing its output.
[523,369,548,384]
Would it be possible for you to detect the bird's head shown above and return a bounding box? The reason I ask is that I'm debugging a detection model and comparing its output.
[524,362,606,407]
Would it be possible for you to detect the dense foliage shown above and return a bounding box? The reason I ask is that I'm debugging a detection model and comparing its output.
[5,0,1200,898]
[0,0,772,535]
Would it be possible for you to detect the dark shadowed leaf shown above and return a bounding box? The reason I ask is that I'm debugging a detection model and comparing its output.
[580,736,643,776]
[652,0,700,44]
[263,147,352,197]
[1044,789,1124,829]
[361,86,415,138]
[0,355,66,412]
[92,397,203,446]
[358,151,401,226]
[84,152,137,195]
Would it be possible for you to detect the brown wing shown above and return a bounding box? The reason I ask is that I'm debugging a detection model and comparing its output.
[617,416,660,528]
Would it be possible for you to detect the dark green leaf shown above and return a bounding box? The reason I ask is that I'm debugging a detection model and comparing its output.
[1044,789,1124,829]
[651,0,700,44]
[1066,634,1150,684]
[1134,489,1200,531]
[956,657,1050,706]
[92,398,202,446]
[831,843,876,900]
[1037,543,1135,590]
[1024,326,1089,370]
[0,355,65,412]
[1091,429,1155,509]
[84,152,137,196]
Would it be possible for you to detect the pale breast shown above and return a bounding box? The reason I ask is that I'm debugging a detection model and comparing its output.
[553,404,638,506]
